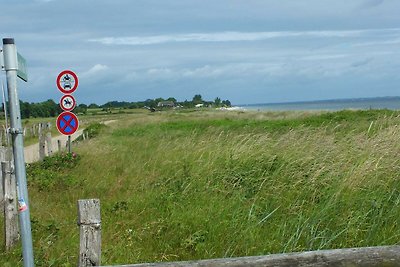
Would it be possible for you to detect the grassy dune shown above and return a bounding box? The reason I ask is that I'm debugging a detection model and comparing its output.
[1,109,400,266]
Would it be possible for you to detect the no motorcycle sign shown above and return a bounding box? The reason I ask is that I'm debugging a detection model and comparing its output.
[57,70,78,94]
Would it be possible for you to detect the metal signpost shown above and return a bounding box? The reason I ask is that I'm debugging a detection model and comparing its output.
[2,38,34,267]
[57,70,79,152]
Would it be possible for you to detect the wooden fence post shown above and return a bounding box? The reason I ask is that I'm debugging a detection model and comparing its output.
[46,132,53,156]
[57,140,62,152]
[0,147,12,217]
[78,199,101,267]
[2,161,19,251]
[0,147,6,213]
[39,123,46,161]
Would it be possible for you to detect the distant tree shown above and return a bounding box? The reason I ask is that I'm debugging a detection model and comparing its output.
[75,104,88,114]
[88,103,99,109]
[214,97,221,107]
[144,99,156,108]
[20,101,31,118]
[180,99,193,108]
[155,97,165,104]
[222,100,231,107]
[129,103,140,109]
[16,99,61,119]
[167,97,177,103]
[192,94,203,104]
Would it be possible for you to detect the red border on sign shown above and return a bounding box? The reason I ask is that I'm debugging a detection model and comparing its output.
[56,70,79,94]
[60,94,76,111]
[56,111,79,136]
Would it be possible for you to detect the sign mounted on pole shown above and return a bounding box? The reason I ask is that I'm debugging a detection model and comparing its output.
[56,70,78,94]
[56,111,79,135]
[60,94,76,111]
[17,52,28,82]
[2,37,35,267]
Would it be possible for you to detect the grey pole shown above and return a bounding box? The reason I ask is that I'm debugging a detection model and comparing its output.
[3,38,35,267]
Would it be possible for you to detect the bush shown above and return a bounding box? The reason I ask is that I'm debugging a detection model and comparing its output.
[27,152,81,190]
[84,122,107,138]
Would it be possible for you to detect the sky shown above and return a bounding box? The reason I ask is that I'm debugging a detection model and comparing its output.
[1,0,400,105]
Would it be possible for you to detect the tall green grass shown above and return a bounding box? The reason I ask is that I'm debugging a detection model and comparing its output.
[1,109,400,266]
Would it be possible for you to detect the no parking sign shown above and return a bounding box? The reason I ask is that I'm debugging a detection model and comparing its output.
[56,111,79,135]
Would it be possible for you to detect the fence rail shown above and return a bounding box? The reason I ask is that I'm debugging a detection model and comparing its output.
[101,245,400,267]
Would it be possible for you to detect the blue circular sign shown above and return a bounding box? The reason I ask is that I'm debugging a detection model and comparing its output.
[56,111,79,135]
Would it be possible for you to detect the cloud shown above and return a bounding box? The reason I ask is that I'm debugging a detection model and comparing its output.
[81,64,109,77]
[359,0,384,9]
[351,58,373,67]
[353,37,400,47]
[87,29,378,46]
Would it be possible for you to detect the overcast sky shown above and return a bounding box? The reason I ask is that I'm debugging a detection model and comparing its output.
[1,0,400,105]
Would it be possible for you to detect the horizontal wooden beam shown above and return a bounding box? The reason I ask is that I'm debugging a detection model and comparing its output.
[102,245,400,267]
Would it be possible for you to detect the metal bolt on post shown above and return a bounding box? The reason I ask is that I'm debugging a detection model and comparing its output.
[2,38,34,267]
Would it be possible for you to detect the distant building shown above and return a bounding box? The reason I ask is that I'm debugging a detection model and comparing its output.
[157,101,175,107]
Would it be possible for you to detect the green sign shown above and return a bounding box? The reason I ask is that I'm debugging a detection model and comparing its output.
[17,52,28,82]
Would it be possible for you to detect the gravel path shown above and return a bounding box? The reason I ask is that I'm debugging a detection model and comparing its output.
[24,120,117,163]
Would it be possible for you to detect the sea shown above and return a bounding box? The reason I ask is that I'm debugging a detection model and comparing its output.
[238,97,400,111]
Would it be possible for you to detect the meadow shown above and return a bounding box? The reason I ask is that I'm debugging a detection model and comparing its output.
[1,108,400,266]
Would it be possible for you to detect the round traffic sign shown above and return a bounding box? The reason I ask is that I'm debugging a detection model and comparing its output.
[57,70,78,94]
[60,94,76,111]
[56,111,79,135]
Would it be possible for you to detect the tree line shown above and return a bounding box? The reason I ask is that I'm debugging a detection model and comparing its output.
[96,94,231,109]
[1,95,231,119]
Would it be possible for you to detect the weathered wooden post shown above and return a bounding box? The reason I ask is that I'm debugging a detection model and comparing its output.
[57,140,62,152]
[0,147,12,216]
[45,122,53,156]
[2,161,18,251]
[38,123,46,160]
[0,149,4,215]
[78,199,101,267]
[46,132,53,156]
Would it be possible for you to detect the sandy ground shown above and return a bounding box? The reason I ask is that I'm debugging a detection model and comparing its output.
[24,120,117,163]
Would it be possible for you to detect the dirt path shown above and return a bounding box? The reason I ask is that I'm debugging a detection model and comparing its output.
[24,120,117,163]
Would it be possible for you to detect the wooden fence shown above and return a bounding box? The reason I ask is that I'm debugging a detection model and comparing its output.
[2,192,400,266]
[75,199,400,267]
[1,122,48,146]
